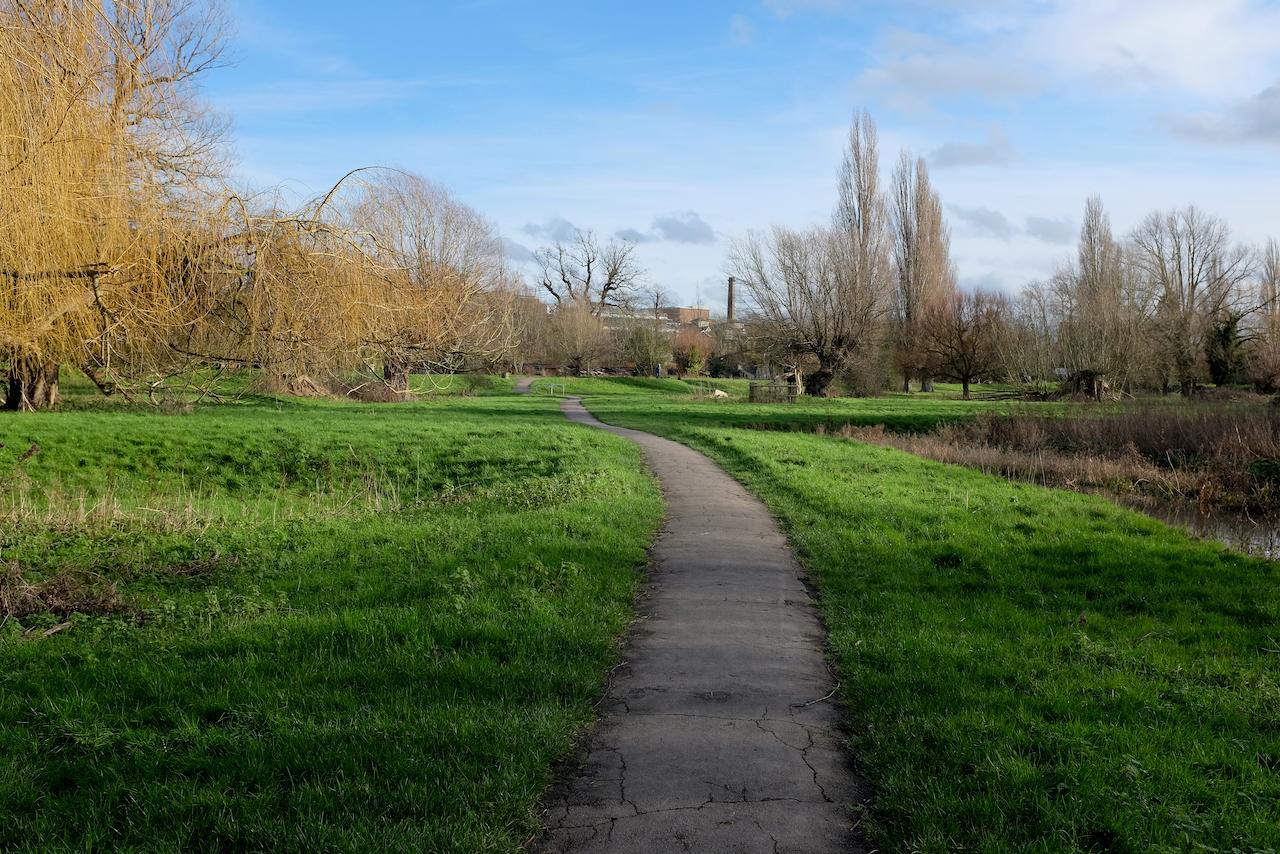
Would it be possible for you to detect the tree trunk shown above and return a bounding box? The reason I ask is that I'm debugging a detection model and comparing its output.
[961,377,971,400]
[919,371,934,393]
[3,358,60,411]
[804,368,836,397]
[902,371,911,393]
[382,358,410,393]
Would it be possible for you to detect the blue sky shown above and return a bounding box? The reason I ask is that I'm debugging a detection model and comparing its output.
[209,0,1280,313]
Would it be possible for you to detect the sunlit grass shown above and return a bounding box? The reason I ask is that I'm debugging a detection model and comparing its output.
[581,386,1280,853]
[0,391,662,853]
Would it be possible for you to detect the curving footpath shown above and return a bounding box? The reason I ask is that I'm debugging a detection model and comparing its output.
[533,394,867,854]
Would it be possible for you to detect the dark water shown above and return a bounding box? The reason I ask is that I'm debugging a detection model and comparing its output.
[1106,493,1280,560]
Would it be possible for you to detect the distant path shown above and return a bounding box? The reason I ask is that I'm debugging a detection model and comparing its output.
[533,396,867,853]
[514,377,535,394]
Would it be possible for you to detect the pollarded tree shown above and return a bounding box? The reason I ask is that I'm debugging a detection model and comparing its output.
[671,328,712,378]
[0,0,230,410]
[618,285,672,376]
[534,229,643,316]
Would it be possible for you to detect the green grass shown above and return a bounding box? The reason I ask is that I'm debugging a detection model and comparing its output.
[9,374,1278,852]
[577,385,1280,853]
[0,392,662,852]
[551,384,1020,434]
[526,375,753,398]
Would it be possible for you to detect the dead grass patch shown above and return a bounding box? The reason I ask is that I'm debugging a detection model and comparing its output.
[1,562,137,622]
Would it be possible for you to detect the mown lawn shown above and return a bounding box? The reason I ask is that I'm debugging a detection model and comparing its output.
[581,387,1280,853]
[0,391,662,852]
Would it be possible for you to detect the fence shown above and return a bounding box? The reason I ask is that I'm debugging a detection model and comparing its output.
[748,381,798,404]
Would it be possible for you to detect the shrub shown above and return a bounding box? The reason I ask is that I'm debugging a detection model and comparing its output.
[461,374,496,396]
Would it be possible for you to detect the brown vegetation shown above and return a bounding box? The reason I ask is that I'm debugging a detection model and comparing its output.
[834,405,1280,512]
[2,563,133,622]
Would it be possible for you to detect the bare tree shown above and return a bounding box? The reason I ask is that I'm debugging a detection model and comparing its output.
[891,151,954,392]
[534,230,643,315]
[1051,197,1149,399]
[1255,239,1280,337]
[1131,206,1255,396]
[731,112,893,397]
[921,289,1008,400]
[349,172,513,391]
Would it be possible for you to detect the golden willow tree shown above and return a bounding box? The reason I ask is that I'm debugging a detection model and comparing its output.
[0,0,231,409]
[158,172,518,397]
[1,3,516,409]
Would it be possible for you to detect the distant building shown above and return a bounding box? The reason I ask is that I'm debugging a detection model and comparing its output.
[597,304,711,334]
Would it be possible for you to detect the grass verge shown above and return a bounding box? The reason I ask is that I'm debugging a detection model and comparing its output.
[582,388,1280,853]
[0,392,662,852]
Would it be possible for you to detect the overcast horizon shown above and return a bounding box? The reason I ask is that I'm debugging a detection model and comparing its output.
[211,0,1280,314]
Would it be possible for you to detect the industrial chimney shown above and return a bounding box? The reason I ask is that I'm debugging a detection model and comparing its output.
[726,276,736,324]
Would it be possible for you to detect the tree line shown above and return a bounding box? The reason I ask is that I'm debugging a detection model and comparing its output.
[728,112,1280,400]
[5,3,1276,409]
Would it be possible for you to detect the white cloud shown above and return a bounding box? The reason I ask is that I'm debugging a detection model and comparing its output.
[857,30,1035,107]
[1029,0,1280,99]
[858,1,1280,114]
[1166,83,1280,147]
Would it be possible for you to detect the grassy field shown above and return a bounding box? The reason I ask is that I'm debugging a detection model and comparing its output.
[530,375,1020,433]
[0,390,662,852]
[576,384,1280,853]
[7,374,1278,852]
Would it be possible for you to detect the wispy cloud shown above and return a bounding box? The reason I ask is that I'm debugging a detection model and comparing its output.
[1028,0,1280,99]
[730,14,756,46]
[856,29,1037,112]
[652,212,717,244]
[1024,215,1075,245]
[616,228,656,243]
[929,128,1015,169]
[522,217,580,242]
[950,205,1016,240]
